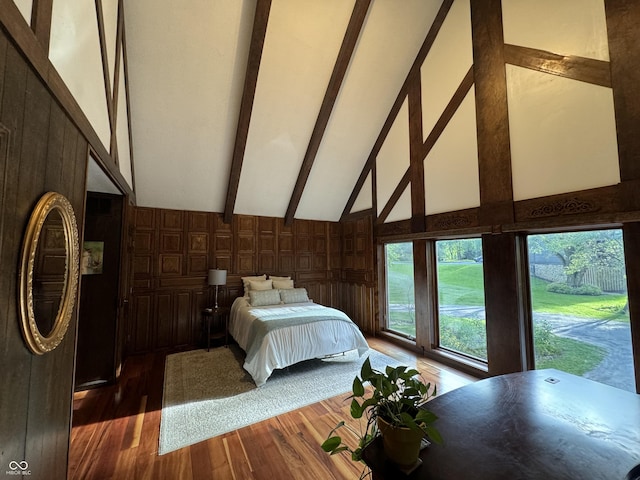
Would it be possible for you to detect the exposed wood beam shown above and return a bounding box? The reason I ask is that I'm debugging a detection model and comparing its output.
[421,66,474,158]
[341,0,454,221]
[377,168,410,225]
[408,74,425,232]
[31,0,53,53]
[95,0,116,163]
[471,0,513,225]
[604,0,640,185]
[504,44,611,88]
[223,0,272,224]
[120,0,136,193]
[284,0,371,226]
[377,68,474,225]
[0,0,134,201]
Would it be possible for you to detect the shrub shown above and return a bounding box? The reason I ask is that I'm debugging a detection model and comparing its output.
[573,284,602,296]
[546,282,602,296]
[546,282,575,294]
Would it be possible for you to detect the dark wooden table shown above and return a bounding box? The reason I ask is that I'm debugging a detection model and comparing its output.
[363,369,640,480]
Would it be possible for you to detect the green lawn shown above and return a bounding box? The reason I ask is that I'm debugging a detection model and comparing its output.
[388,262,629,320]
[386,261,626,375]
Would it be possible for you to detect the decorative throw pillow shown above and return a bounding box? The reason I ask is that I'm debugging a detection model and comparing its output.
[249,288,281,307]
[272,278,294,290]
[280,287,310,304]
[248,278,273,292]
[241,274,267,296]
[268,275,291,281]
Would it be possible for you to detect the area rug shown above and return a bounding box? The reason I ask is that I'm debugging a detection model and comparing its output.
[158,345,403,454]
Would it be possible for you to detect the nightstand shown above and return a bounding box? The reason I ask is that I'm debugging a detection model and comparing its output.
[202,306,230,351]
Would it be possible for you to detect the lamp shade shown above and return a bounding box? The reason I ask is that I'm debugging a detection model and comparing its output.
[208,269,227,286]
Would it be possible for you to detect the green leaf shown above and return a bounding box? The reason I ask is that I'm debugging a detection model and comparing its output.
[321,436,342,452]
[352,376,365,397]
[424,425,443,445]
[351,398,364,418]
[415,410,438,425]
[330,446,349,455]
[360,357,373,380]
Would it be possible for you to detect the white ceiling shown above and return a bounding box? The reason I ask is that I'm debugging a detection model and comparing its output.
[125,0,444,221]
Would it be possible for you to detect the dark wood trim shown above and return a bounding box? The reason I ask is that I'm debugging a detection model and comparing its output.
[120,1,136,193]
[341,208,375,222]
[110,2,124,165]
[284,0,371,226]
[30,0,52,52]
[412,239,430,343]
[408,74,425,232]
[95,0,116,162]
[0,0,135,202]
[376,167,410,225]
[371,160,377,217]
[223,0,272,224]
[622,222,640,392]
[471,0,513,224]
[422,66,475,158]
[377,68,474,226]
[482,232,526,376]
[604,0,640,184]
[341,0,455,221]
[340,89,405,221]
[504,44,611,88]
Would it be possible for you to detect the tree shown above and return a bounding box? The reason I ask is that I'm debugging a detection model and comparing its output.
[528,230,624,288]
[386,242,413,263]
[436,239,482,262]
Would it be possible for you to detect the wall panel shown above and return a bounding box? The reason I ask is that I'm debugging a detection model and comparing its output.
[128,208,373,353]
[0,28,88,479]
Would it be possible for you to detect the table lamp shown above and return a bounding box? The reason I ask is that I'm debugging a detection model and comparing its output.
[208,269,227,309]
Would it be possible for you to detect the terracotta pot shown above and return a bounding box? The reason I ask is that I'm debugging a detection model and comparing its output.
[376,416,424,467]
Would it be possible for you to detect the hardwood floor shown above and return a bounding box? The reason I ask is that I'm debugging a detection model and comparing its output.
[68,338,476,480]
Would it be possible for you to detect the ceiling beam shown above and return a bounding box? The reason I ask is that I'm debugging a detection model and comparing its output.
[284,0,372,226]
[223,0,272,224]
[31,0,53,52]
[341,0,455,221]
[376,66,474,225]
[504,44,611,87]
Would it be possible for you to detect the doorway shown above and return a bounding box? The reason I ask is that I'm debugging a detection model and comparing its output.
[75,192,124,389]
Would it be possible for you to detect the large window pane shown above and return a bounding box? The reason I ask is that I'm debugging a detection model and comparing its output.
[528,229,634,392]
[385,243,415,338]
[436,239,487,361]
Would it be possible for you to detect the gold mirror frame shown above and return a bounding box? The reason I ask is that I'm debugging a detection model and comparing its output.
[19,192,80,354]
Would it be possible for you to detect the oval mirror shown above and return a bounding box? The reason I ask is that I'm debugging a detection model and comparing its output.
[19,192,80,354]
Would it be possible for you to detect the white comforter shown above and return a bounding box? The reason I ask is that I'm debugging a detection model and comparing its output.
[229,297,369,386]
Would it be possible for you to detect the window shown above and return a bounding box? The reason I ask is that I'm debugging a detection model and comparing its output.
[435,239,487,361]
[527,229,634,392]
[384,242,415,338]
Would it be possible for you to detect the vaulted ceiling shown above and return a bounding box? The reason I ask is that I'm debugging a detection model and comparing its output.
[124,0,445,222]
[8,0,621,227]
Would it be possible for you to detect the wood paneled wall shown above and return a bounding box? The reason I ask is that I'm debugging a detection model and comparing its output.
[128,208,377,354]
[0,28,88,480]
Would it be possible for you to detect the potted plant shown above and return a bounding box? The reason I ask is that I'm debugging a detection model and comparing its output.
[321,357,442,476]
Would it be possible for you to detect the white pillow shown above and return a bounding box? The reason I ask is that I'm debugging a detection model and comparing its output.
[280,287,310,304]
[272,278,294,290]
[249,289,281,307]
[242,274,266,296]
[248,278,273,292]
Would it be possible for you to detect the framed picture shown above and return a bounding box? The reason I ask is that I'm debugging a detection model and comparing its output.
[82,241,104,275]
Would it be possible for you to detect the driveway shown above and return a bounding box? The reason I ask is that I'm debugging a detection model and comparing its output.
[418,305,636,392]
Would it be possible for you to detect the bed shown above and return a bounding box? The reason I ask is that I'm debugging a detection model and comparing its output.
[229,279,369,386]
